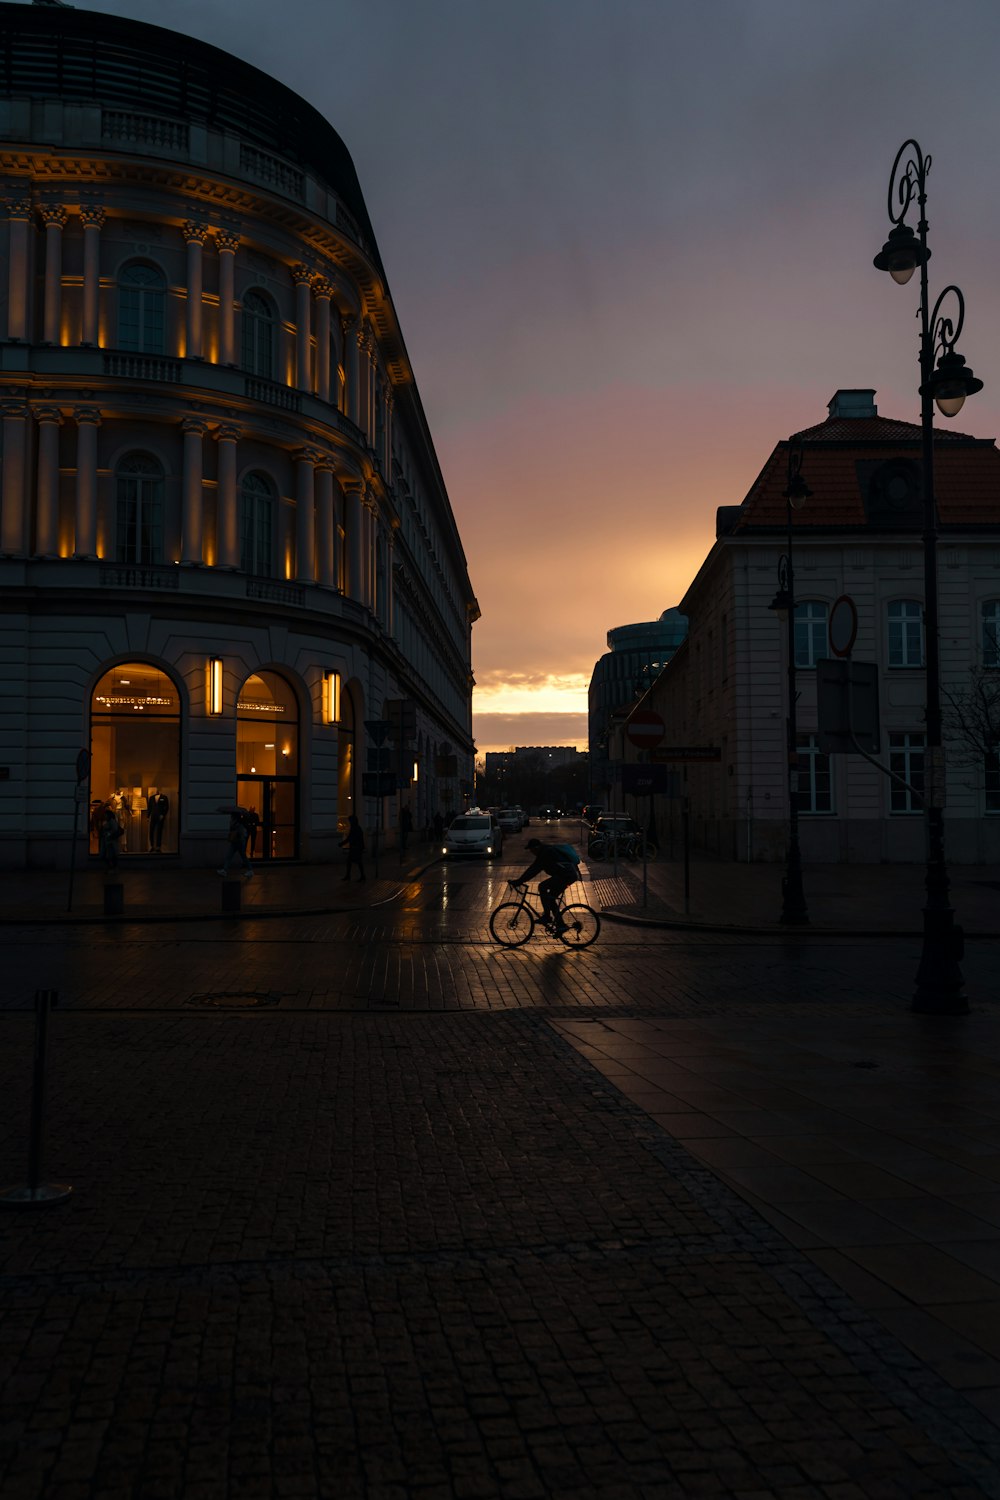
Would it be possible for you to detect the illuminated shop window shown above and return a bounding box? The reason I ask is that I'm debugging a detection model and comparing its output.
[236,670,299,860]
[89,662,180,856]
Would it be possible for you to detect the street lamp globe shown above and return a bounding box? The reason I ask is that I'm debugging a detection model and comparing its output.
[873,224,929,285]
[923,351,984,418]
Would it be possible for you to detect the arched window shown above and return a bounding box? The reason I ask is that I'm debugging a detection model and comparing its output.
[116,454,164,565]
[888,600,924,668]
[982,600,1000,667]
[242,290,275,379]
[794,601,827,669]
[118,263,166,353]
[240,472,275,577]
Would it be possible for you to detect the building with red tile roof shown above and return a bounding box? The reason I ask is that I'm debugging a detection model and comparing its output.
[611,390,1000,868]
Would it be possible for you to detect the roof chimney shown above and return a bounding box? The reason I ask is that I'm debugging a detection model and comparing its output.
[827,388,877,419]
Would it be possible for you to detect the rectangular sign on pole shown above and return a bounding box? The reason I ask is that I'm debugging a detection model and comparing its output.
[816,659,880,753]
[651,746,721,763]
[621,764,680,796]
[362,771,396,797]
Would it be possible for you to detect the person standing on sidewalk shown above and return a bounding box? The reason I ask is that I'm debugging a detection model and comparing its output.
[341,815,366,882]
[217,806,255,880]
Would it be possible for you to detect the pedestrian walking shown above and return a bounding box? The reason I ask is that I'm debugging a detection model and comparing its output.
[399,804,412,853]
[98,804,124,871]
[432,810,445,844]
[340,815,366,881]
[217,805,255,879]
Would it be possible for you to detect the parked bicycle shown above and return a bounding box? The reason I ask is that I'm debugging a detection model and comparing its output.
[588,831,658,862]
[489,881,601,948]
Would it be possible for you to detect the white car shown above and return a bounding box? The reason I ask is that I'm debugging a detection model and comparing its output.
[442,813,503,858]
[495,808,521,834]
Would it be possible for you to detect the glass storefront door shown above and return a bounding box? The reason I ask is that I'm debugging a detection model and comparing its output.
[235,776,297,861]
[236,670,299,860]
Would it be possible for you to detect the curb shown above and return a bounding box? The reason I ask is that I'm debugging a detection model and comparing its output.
[600,905,1000,940]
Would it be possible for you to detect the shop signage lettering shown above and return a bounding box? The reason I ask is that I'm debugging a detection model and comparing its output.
[95,695,174,708]
[237,700,286,713]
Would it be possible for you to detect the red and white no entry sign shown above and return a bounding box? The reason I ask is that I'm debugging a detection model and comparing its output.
[626,709,665,749]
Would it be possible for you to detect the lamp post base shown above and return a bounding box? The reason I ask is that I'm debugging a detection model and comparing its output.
[912,916,968,1014]
[779,840,809,926]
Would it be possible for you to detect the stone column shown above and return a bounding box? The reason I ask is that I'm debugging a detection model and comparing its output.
[344,478,364,601]
[216,230,239,365]
[294,447,318,583]
[343,316,361,427]
[384,387,394,478]
[34,405,63,557]
[363,494,376,610]
[216,423,240,568]
[6,198,32,341]
[181,416,209,564]
[386,524,396,636]
[1,401,28,553]
[40,206,67,345]
[73,407,101,558]
[79,206,105,347]
[316,461,335,587]
[292,264,312,391]
[183,221,206,360]
[313,278,332,402]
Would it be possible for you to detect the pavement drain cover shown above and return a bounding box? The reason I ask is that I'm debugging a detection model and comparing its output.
[186,991,282,1009]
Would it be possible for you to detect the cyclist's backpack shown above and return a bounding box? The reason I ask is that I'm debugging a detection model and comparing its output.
[554,842,581,870]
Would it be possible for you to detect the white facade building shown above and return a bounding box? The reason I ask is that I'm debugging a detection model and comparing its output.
[624,391,1000,864]
[0,4,478,869]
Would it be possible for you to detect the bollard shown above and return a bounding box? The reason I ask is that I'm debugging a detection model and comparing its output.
[103,876,124,917]
[221,876,242,914]
[0,990,72,1207]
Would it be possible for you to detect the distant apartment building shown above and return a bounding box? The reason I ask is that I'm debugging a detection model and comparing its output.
[588,610,687,782]
[621,390,1000,864]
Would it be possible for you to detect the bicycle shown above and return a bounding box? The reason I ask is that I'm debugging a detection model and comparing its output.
[489,881,601,949]
[588,832,658,862]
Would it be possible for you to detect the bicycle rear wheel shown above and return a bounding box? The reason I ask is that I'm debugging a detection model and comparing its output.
[559,903,600,948]
[489,902,535,947]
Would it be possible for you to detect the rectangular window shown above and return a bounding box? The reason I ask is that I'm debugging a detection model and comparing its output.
[794,733,833,813]
[888,601,924,667]
[889,730,925,813]
[982,602,1000,668]
[986,748,1000,813]
[794,602,827,669]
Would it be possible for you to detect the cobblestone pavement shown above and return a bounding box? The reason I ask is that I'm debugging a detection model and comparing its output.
[1,861,999,1498]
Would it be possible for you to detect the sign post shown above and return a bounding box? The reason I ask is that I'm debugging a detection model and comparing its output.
[67,749,90,914]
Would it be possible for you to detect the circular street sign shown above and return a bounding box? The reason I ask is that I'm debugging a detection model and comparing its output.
[626,709,665,749]
[829,595,858,658]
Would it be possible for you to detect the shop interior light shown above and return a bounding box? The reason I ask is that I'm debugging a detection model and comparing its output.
[207,657,223,716]
[324,670,341,724]
[412,760,419,783]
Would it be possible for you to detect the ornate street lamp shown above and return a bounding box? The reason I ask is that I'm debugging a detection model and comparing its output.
[874,140,982,1014]
[769,437,812,925]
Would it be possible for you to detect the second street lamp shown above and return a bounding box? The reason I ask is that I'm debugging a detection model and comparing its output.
[769,436,812,926]
[874,139,982,1015]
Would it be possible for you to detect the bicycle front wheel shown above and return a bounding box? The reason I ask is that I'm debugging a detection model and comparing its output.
[559,904,600,948]
[489,902,536,948]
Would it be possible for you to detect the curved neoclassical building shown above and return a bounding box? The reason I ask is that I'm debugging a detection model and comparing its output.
[0,3,478,868]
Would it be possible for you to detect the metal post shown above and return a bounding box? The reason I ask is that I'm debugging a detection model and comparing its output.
[0,990,72,1207]
[779,442,809,925]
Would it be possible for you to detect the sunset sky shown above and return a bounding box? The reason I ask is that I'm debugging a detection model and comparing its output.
[79,0,1000,755]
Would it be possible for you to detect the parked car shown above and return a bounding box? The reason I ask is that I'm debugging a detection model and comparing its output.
[441,812,503,858]
[495,807,521,834]
[515,806,529,828]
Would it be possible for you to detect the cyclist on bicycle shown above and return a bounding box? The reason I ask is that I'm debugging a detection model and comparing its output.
[512,838,577,935]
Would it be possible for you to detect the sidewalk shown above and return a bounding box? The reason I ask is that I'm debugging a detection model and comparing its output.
[0,842,437,925]
[596,854,1000,937]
